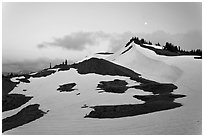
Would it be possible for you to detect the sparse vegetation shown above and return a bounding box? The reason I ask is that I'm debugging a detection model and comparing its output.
[126,36,202,57]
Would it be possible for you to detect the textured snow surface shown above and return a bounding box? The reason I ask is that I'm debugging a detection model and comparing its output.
[3,44,201,134]
[107,43,182,83]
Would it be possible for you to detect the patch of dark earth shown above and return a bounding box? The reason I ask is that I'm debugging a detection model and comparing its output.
[85,70,185,119]
[96,52,114,55]
[84,101,183,119]
[130,82,178,94]
[97,79,129,93]
[71,58,141,78]
[58,65,71,71]
[194,56,202,59]
[17,78,30,83]
[2,104,47,133]
[57,83,76,92]
[133,94,186,103]
[3,94,33,112]
[2,76,19,96]
[31,69,56,78]
[2,76,33,113]
[96,79,177,95]
[4,69,56,86]
[85,93,186,119]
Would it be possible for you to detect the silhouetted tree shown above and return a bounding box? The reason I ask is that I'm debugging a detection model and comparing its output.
[148,41,152,45]
[65,59,68,65]
[9,73,14,78]
[155,42,161,46]
[164,42,178,53]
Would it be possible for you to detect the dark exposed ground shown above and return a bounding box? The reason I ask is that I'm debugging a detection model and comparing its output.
[57,83,76,92]
[32,69,56,78]
[85,101,182,119]
[97,79,177,95]
[97,79,128,93]
[17,78,30,83]
[96,52,114,55]
[71,58,140,78]
[2,77,32,112]
[53,64,71,71]
[2,69,56,112]
[3,94,33,112]
[2,77,19,96]
[10,69,57,84]
[2,104,46,133]
[2,77,45,133]
[133,94,186,103]
[194,56,202,59]
[85,90,185,119]
[79,58,185,119]
[57,65,71,71]
[85,79,184,118]
[130,82,178,94]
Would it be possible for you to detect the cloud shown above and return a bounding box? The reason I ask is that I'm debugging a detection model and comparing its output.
[38,31,109,50]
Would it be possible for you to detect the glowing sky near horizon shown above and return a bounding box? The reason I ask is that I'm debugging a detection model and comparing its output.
[2,2,202,63]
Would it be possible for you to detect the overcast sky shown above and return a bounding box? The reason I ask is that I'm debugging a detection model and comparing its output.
[2,2,202,64]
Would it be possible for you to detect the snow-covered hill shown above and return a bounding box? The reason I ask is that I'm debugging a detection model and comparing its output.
[107,42,182,83]
[2,42,201,134]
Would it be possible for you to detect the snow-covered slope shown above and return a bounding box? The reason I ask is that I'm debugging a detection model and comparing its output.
[107,42,182,83]
[3,42,201,135]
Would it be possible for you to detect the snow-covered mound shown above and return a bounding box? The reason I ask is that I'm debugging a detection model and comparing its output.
[107,42,182,83]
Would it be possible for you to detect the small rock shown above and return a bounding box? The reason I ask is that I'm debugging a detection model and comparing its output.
[76,93,80,95]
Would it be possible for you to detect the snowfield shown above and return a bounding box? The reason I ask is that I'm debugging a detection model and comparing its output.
[3,43,202,134]
[107,42,182,83]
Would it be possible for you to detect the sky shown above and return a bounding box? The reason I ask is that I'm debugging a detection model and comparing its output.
[2,2,202,72]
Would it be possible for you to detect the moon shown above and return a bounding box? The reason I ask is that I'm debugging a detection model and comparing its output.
[144,22,148,25]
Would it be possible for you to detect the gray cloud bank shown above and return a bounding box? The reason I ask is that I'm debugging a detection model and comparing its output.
[38,30,202,52]
[38,31,109,50]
